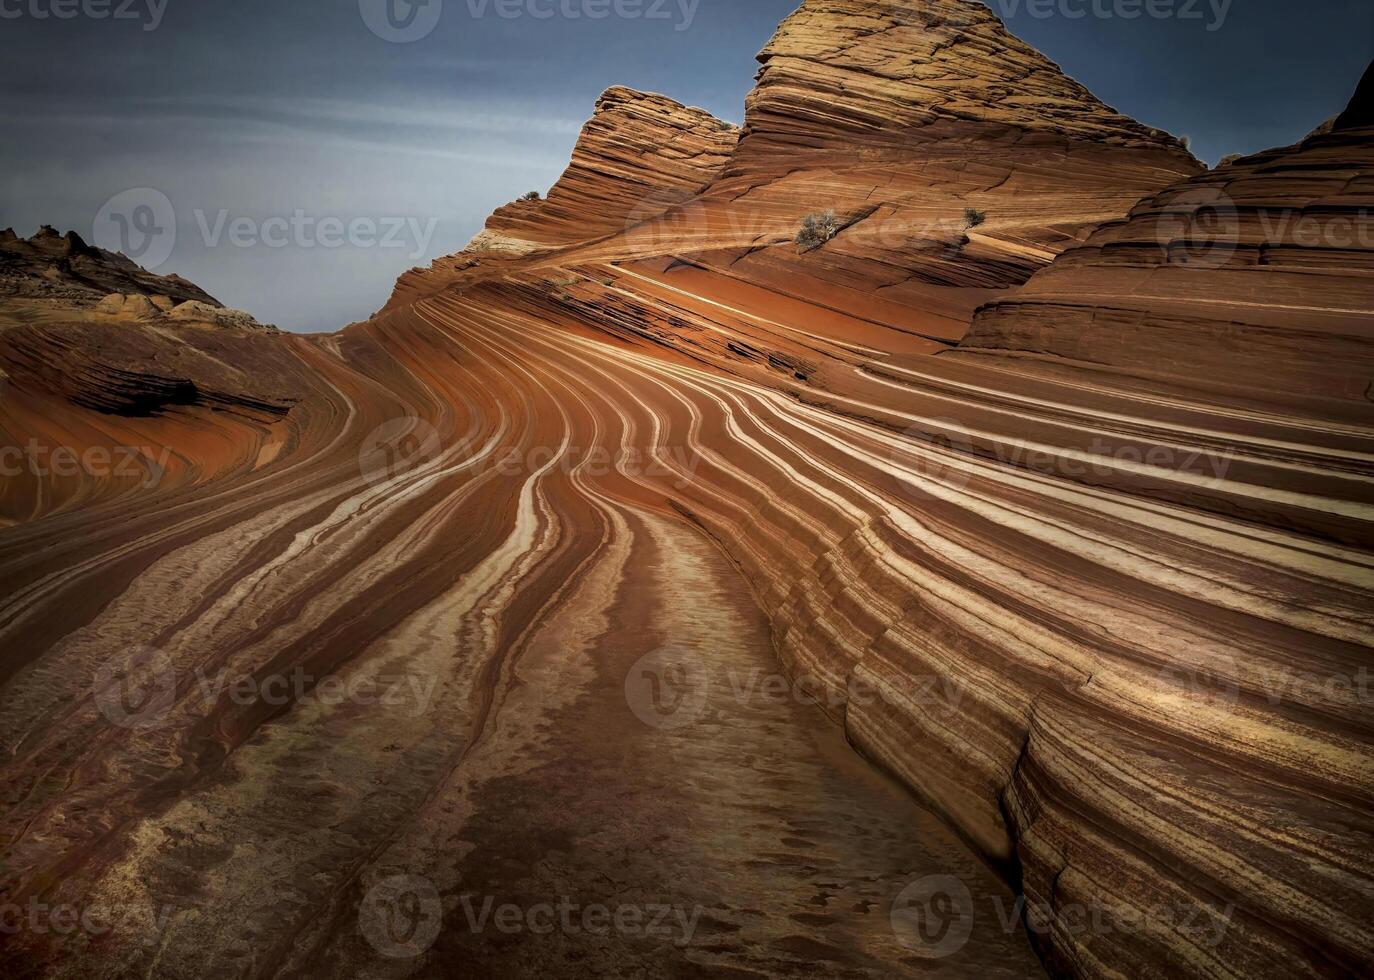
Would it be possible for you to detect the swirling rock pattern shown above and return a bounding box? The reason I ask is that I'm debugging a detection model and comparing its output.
[1,1,1371,978]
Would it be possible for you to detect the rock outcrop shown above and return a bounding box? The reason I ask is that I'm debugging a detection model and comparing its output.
[385,86,740,308]
[564,0,1203,342]
[0,226,219,306]
[0,240,292,520]
[963,97,1374,405]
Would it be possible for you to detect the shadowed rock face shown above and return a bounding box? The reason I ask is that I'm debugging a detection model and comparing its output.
[0,225,220,306]
[1,2,1371,978]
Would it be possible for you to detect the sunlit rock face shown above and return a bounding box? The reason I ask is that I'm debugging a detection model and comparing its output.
[0,2,1370,978]
[580,0,1204,341]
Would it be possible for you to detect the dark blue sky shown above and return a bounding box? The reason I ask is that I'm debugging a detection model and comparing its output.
[1,0,1369,331]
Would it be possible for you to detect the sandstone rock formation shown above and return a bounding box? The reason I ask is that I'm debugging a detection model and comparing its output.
[387,86,740,308]
[0,225,219,306]
[564,0,1203,344]
[0,235,290,520]
[0,2,1369,979]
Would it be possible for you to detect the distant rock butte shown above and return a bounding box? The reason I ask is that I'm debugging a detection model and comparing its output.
[0,225,220,307]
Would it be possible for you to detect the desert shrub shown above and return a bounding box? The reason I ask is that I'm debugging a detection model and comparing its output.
[963,207,987,229]
[520,191,542,202]
[796,210,841,249]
